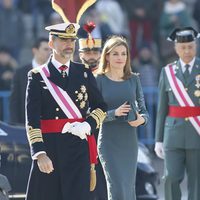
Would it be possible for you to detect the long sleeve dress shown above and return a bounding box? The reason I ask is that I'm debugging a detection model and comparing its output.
[96,74,149,200]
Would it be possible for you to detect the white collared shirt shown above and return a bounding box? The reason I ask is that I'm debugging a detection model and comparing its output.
[51,56,70,76]
[180,58,195,74]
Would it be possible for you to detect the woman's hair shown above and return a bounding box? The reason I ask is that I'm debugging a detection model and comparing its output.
[97,35,132,80]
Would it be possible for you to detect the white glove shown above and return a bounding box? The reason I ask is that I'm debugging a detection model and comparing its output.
[154,142,164,159]
[62,122,72,134]
[69,121,91,140]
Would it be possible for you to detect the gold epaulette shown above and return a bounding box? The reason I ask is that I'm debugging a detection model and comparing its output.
[84,64,89,69]
[89,108,107,129]
[26,126,43,144]
[31,66,41,74]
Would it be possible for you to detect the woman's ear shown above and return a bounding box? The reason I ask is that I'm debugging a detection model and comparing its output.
[105,54,109,62]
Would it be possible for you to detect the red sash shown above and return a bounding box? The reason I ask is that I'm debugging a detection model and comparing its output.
[165,65,200,135]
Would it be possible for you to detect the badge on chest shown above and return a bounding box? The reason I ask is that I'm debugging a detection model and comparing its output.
[75,85,88,109]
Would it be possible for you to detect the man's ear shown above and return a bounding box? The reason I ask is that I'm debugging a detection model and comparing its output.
[48,40,53,49]
[79,52,83,59]
[32,48,37,55]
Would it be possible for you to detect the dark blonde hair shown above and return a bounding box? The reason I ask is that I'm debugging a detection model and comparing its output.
[97,35,132,80]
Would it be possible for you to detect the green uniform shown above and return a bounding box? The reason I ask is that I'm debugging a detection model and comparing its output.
[155,58,200,200]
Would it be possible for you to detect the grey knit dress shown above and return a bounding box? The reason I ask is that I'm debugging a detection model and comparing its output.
[96,74,149,200]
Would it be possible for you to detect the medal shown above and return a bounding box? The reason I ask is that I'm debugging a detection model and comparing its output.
[62,71,66,78]
[194,90,200,97]
[195,74,200,88]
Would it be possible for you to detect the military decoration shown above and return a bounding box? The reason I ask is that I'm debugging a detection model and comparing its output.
[84,93,88,101]
[61,71,66,78]
[80,101,86,109]
[195,74,200,88]
[81,85,86,93]
[75,85,88,109]
[77,93,83,101]
[194,75,200,97]
[194,90,200,97]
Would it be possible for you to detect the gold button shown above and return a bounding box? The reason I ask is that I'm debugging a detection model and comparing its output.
[55,116,59,120]
[185,117,189,121]
[56,108,59,111]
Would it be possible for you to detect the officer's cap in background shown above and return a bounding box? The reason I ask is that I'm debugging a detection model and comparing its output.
[167,27,200,43]
[79,22,102,52]
[79,38,102,51]
[45,22,80,39]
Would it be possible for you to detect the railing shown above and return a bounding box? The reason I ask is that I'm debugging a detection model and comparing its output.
[139,87,158,147]
[0,87,158,146]
[0,91,11,123]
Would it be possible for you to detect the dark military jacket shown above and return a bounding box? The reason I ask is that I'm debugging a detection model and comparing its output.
[25,60,107,200]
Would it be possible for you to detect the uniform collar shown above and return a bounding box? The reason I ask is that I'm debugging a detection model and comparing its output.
[51,56,70,75]
[179,57,195,74]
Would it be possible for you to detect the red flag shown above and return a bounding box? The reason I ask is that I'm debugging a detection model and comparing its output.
[52,0,96,23]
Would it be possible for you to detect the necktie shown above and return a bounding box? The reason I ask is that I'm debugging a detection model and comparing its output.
[59,65,68,78]
[183,64,190,82]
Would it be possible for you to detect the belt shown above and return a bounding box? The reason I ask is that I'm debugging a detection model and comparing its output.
[168,106,200,118]
[40,118,84,133]
[40,118,98,168]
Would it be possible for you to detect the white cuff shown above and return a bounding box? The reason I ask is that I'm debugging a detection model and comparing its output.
[32,151,46,160]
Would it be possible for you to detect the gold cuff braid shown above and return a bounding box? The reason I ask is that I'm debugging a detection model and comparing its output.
[27,126,43,145]
[89,108,106,129]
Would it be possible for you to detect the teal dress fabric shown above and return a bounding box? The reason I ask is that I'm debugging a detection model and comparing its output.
[96,74,148,200]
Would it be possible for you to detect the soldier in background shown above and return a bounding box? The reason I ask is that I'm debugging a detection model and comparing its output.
[79,22,102,75]
[78,22,107,200]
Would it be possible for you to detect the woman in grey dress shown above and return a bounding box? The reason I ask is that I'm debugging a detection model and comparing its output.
[96,36,149,200]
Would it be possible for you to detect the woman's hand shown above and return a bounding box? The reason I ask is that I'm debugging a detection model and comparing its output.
[115,102,131,117]
[128,112,145,127]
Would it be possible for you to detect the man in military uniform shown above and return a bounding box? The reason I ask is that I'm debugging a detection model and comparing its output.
[78,22,102,75]
[25,22,107,200]
[154,27,200,200]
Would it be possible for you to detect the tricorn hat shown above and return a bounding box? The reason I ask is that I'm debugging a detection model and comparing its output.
[45,22,80,39]
[79,22,102,52]
[167,27,200,43]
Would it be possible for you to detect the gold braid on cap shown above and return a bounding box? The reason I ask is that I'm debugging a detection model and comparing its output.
[83,21,96,49]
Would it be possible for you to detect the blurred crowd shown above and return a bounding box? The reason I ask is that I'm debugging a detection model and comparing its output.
[0,0,200,126]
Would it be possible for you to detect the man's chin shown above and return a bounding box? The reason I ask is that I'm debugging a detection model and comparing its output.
[64,49,73,54]
[61,51,73,58]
